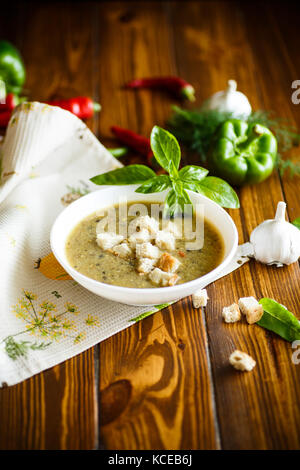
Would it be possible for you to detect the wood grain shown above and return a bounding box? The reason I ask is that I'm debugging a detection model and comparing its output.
[0,2,98,450]
[0,350,96,449]
[170,0,300,449]
[96,2,218,450]
[100,300,218,450]
[1,0,300,450]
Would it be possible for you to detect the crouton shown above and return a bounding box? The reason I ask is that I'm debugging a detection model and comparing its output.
[158,253,180,273]
[222,303,241,323]
[238,297,263,324]
[162,220,181,238]
[148,267,179,287]
[134,215,159,236]
[96,232,124,250]
[137,258,156,274]
[192,288,208,308]
[155,230,176,251]
[128,229,151,248]
[229,350,256,372]
[136,242,161,260]
[111,242,133,259]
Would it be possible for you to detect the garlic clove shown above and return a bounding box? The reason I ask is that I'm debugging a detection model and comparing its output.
[204,80,252,118]
[250,201,300,266]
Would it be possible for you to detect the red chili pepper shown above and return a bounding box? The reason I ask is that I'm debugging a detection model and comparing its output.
[0,96,101,128]
[0,110,12,127]
[125,76,195,101]
[111,126,154,165]
[45,96,101,119]
[0,93,20,111]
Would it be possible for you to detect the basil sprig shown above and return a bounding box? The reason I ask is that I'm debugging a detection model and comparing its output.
[257,298,300,342]
[90,126,239,216]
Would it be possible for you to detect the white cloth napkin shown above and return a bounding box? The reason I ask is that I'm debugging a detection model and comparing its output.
[0,102,175,387]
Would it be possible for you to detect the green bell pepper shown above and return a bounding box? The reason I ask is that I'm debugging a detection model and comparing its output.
[210,119,277,186]
[0,40,26,95]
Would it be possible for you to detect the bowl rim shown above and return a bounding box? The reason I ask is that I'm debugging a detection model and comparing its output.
[50,186,238,294]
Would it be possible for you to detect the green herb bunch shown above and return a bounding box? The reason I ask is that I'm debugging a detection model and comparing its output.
[168,106,300,176]
[91,126,239,217]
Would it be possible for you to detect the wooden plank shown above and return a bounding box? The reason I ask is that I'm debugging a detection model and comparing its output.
[241,2,300,222]
[0,350,96,449]
[97,2,218,450]
[100,301,218,450]
[95,1,179,142]
[170,0,300,449]
[0,2,98,450]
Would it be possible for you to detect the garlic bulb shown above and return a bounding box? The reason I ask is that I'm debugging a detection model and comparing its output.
[204,80,252,118]
[249,201,300,267]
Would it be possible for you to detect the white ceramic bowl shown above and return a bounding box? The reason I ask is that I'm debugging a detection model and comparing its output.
[50,186,238,305]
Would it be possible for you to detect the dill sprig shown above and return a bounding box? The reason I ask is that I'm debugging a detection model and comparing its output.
[4,336,51,360]
[168,107,300,176]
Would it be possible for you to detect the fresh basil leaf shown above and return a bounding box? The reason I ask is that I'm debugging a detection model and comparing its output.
[172,181,192,204]
[181,181,203,192]
[135,175,171,193]
[180,187,193,216]
[292,217,300,230]
[163,183,192,218]
[150,125,181,174]
[163,188,178,217]
[90,165,156,186]
[189,176,240,208]
[179,165,209,183]
[258,298,300,342]
[168,160,179,179]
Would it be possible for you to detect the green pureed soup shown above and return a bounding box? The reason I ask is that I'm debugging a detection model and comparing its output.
[65,202,224,288]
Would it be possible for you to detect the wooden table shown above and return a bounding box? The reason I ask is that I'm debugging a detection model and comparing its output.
[1,0,300,450]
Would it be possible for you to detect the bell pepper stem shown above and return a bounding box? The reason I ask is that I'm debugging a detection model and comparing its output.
[253,124,265,135]
[181,85,196,102]
[93,102,101,113]
[108,147,128,158]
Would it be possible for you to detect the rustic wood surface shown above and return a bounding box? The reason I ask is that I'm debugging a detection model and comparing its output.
[0,0,299,450]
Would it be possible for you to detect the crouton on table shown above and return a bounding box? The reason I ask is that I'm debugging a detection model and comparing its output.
[229,350,256,372]
[158,253,180,273]
[222,303,241,323]
[238,297,263,324]
[192,289,208,308]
